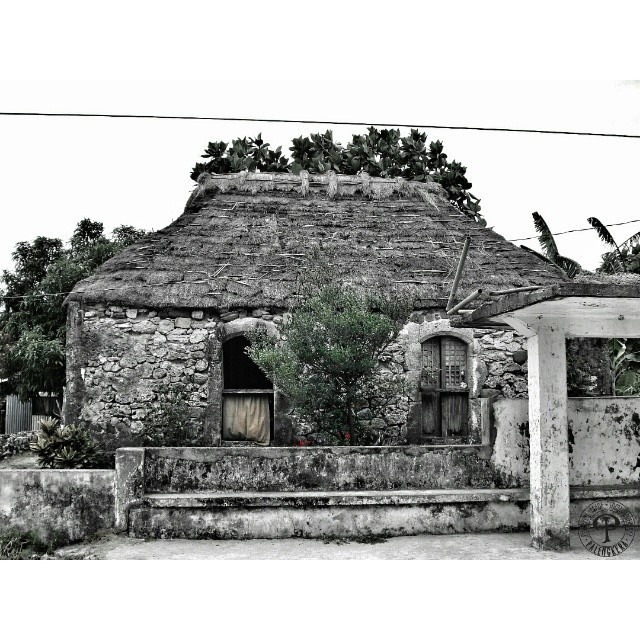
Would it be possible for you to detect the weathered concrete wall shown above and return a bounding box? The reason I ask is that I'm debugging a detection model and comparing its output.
[128,501,531,540]
[118,446,640,540]
[0,469,115,544]
[492,397,640,486]
[142,445,500,493]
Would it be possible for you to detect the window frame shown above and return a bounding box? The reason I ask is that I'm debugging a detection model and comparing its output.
[221,334,274,442]
[420,334,471,440]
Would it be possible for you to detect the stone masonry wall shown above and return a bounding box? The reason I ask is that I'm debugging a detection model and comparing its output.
[0,429,39,462]
[379,311,528,444]
[67,305,529,449]
[65,303,283,450]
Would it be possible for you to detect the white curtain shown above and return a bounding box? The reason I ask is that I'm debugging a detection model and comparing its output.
[222,395,270,445]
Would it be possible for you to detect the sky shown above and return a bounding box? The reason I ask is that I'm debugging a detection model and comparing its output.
[1,2,639,279]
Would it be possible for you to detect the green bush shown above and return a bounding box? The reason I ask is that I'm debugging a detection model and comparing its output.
[0,530,59,560]
[30,418,101,469]
[139,383,194,446]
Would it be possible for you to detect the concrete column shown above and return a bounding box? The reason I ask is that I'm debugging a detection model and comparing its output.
[115,448,145,531]
[527,325,570,550]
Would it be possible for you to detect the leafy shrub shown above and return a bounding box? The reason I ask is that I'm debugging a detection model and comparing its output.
[0,530,62,560]
[191,127,483,224]
[30,418,101,469]
[139,383,194,446]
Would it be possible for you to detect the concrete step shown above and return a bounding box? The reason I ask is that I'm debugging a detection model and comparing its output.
[142,488,530,508]
[126,484,640,540]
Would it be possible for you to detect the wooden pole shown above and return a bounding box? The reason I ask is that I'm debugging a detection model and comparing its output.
[446,236,471,311]
[488,285,543,297]
[446,289,482,315]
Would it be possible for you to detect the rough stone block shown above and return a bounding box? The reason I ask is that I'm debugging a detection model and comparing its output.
[158,319,175,334]
[131,320,156,334]
[189,329,207,344]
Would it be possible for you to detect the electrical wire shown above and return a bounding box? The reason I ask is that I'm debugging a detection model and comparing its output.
[508,218,640,242]
[1,111,640,139]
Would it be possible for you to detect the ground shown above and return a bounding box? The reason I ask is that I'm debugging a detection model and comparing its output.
[51,530,640,560]
[0,452,38,469]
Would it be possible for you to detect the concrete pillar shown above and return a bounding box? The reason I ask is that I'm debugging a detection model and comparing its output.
[527,325,570,550]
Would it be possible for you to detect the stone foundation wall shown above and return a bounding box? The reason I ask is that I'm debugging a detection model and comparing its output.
[65,304,534,449]
[65,303,283,450]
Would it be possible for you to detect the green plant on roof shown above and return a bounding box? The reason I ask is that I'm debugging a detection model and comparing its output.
[530,212,582,278]
[190,127,484,225]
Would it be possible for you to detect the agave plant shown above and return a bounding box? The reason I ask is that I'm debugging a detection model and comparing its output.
[30,417,100,469]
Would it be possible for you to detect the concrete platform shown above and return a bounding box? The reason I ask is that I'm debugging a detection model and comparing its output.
[54,530,640,560]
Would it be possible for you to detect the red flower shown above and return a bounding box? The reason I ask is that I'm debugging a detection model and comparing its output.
[298,440,306,446]
[345,433,351,440]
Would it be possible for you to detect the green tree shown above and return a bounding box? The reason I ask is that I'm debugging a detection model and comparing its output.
[0,219,146,399]
[247,256,412,445]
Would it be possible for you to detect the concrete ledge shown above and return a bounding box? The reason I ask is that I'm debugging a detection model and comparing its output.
[143,488,530,509]
[139,485,640,509]
[569,485,640,500]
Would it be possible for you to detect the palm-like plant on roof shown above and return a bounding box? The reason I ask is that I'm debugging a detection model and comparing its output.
[588,217,640,274]
[530,212,582,278]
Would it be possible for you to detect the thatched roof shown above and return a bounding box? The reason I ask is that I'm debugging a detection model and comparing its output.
[67,171,567,311]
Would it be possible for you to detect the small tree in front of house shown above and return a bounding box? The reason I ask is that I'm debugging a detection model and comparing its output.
[247,256,412,445]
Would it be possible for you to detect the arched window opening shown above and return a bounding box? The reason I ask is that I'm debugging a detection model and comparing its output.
[421,336,469,440]
[222,335,273,444]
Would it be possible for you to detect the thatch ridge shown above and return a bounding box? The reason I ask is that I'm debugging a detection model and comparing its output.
[67,171,568,311]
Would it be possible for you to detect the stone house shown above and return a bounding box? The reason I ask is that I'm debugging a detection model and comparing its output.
[60,170,640,545]
[64,171,569,450]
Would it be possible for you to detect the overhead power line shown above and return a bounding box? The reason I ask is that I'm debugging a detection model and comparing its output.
[509,218,640,242]
[1,111,640,139]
